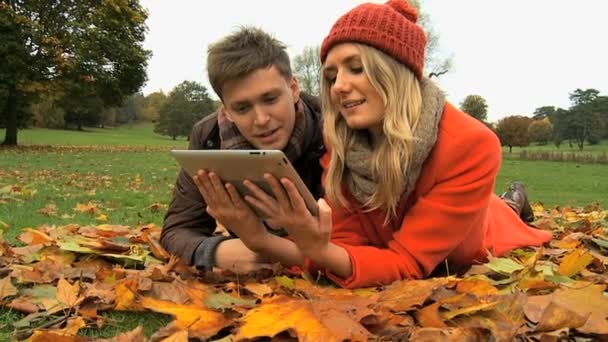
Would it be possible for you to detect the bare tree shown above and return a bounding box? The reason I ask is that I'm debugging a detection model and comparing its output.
[293,46,321,97]
[410,0,453,79]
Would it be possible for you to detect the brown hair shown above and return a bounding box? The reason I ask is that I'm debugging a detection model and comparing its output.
[207,26,293,100]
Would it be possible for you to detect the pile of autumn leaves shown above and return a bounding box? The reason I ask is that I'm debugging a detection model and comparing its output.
[0,203,606,341]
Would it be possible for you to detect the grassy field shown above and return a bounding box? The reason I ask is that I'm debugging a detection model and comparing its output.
[1,122,188,148]
[502,138,608,156]
[0,124,607,338]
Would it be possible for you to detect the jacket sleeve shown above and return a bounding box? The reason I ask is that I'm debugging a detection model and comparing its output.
[326,127,502,288]
[160,121,222,265]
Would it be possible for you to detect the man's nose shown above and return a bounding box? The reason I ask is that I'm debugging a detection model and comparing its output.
[253,106,271,126]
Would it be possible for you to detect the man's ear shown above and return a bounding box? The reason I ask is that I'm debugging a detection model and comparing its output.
[220,103,235,122]
[290,76,301,102]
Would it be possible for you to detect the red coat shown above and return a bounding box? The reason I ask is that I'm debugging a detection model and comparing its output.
[315,102,552,288]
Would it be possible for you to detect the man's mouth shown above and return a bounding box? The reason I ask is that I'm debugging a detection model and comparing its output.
[257,128,279,138]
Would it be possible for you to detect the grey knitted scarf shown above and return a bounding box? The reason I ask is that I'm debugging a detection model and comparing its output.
[344,78,446,206]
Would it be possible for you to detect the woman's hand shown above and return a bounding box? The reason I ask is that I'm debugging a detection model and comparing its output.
[193,170,269,250]
[244,174,333,255]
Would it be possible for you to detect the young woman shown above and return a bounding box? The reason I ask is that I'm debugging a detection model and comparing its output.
[241,0,553,289]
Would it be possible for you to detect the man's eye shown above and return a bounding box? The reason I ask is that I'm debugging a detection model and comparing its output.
[264,96,278,104]
[234,106,250,114]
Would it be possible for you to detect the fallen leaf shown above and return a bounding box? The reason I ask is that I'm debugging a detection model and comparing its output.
[558,248,593,277]
[139,296,231,339]
[56,277,81,308]
[0,276,18,299]
[377,277,452,312]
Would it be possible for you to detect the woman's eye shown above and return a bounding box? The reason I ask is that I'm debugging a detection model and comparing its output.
[351,67,363,74]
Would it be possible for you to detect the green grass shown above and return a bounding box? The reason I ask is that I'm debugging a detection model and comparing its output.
[502,138,608,155]
[495,159,607,208]
[1,122,189,148]
[0,124,607,338]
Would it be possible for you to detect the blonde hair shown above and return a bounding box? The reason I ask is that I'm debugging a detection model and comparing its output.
[321,44,422,218]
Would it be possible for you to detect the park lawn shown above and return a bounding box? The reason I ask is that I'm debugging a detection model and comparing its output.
[0,126,606,339]
[0,122,189,148]
[502,138,608,155]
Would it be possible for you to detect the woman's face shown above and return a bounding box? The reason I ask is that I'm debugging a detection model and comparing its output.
[323,43,385,132]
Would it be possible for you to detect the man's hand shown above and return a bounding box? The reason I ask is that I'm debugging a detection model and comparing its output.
[193,169,270,250]
[215,239,272,273]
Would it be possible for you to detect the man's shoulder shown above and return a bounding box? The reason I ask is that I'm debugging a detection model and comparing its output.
[189,111,220,149]
[300,92,321,116]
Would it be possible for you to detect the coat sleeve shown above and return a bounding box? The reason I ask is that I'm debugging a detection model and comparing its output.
[327,127,502,288]
[160,121,220,265]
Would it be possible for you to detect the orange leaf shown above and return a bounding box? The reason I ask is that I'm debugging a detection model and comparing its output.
[17,228,54,246]
[455,279,498,297]
[558,248,593,277]
[235,295,367,341]
[56,278,81,308]
[416,302,447,328]
[114,278,139,310]
[25,331,87,342]
[0,276,17,299]
[139,296,230,338]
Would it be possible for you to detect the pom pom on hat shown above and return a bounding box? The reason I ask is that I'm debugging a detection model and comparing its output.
[320,0,427,79]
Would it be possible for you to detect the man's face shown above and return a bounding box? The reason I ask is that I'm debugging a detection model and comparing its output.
[222,66,300,150]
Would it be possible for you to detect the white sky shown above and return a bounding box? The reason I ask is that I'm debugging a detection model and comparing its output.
[139,0,608,123]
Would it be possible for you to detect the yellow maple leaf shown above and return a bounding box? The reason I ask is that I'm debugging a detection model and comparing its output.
[558,248,593,277]
[95,214,108,222]
[139,296,230,338]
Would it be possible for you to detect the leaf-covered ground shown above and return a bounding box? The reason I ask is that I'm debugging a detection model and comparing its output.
[0,203,606,341]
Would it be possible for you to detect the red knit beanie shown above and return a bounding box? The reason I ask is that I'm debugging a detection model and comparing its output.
[320,0,426,80]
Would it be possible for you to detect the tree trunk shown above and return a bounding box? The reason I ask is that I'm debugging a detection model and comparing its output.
[2,85,18,146]
[77,114,83,131]
[509,145,512,153]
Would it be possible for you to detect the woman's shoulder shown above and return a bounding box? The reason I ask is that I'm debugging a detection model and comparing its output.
[437,102,500,148]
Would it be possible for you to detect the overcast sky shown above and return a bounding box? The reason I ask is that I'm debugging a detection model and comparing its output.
[139,0,608,122]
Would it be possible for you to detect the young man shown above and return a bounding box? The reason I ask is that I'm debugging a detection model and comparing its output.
[161,27,325,273]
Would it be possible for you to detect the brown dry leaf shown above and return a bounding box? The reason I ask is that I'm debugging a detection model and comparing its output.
[73,202,98,214]
[409,327,491,341]
[534,301,590,332]
[6,297,40,313]
[452,292,526,342]
[377,277,453,312]
[558,248,594,277]
[142,231,170,261]
[0,276,17,299]
[93,326,146,342]
[159,329,189,342]
[244,282,274,297]
[139,296,230,339]
[56,277,82,308]
[38,203,58,217]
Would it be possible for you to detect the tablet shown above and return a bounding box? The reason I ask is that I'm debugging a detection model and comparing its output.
[170,149,319,216]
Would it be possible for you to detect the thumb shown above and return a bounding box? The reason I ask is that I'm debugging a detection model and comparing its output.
[318,198,332,229]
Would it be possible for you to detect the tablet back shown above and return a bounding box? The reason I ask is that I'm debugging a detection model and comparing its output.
[170,149,318,216]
